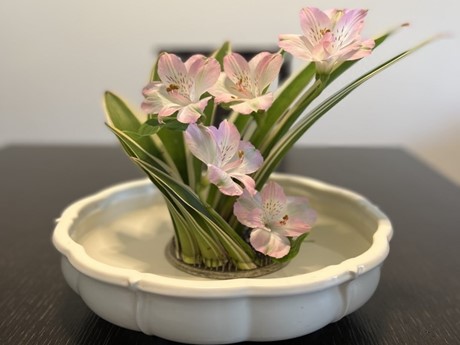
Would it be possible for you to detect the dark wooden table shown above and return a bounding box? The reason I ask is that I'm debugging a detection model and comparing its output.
[1,146,459,345]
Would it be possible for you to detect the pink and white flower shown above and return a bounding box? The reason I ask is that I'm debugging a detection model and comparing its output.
[209,52,283,114]
[279,7,375,74]
[184,120,263,196]
[234,181,316,258]
[141,53,220,124]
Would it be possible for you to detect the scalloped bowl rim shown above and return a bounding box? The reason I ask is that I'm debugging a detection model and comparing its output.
[52,173,393,298]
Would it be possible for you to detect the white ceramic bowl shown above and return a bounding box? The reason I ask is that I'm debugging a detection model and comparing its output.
[52,173,392,344]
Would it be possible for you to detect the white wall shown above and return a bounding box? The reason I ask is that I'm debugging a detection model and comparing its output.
[1,0,459,184]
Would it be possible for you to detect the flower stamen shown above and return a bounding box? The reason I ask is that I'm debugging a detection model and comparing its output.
[166,84,180,93]
[279,214,289,226]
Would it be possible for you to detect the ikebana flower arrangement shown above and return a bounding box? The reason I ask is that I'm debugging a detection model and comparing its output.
[104,6,431,277]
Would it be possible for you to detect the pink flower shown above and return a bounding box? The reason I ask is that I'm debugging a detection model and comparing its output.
[234,181,316,258]
[279,7,375,74]
[184,120,263,196]
[141,53,220,124]
[209,52,283,114]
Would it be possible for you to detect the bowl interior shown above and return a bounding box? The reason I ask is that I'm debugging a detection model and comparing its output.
[70,177,379,281]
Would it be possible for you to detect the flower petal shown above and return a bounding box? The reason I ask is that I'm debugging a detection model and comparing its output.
[142,82,161,97]
[250,228,290,258]
[184,123,217,164]
[333,9,368,47]
[281,196,316,237]
[232,140,263,174]
[210,120,240,166]
[158,105,179,118]
[343,38,375,61]
[228,102,255,115]
[161,87,192,106]
[210,52,280,114]
[177,97,211,123]
[141,89,176,115]
[223,53,250,86]
[207,164,243,196]
[260,181,287,224]
[187,56,221,100]
[279,6,374,74]
[176,105,202,124]
[229,93,274,114]
[208,73,240,103]
[184,54,205,71]
[233,189,265,228]
[278,34,313,61]
[300,7,331,46]
[229,173,257,195]
[252,53,283,91]
[141,99,161,114]
[157,53,188,85]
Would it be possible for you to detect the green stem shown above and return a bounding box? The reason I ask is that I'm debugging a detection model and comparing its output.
[254,36,437,189]
[206,184,220,209]
[165,199,201,265]
[203,98,217,126]
[151,135,184,182]
[258,78,326,156]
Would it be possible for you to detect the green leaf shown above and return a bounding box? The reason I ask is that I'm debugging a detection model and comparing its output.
[327,23,410,85]
[143,117,188,131]
[167,188,257,269]
[165,199,201,265]
[200,214,257,269]
[144,118,161,126]
[211,41,231,67]
[103,131,224,268]
[257,78,325,157]
[172,198,228,267]
[272,233,309,263]
[255,36,438,189]
[139,123,160,136]
[106,124,179,179]
[157,128,189,184]
[132,157,257,267]
[202,93,216,126]
[149,54,161,82]
[252,24,412,153]
[104,91,162,158]
[141,117,189,183]
[252,62,316,146]
[164,121,188,131]
[205,42,231,128]
[136,116,189,183]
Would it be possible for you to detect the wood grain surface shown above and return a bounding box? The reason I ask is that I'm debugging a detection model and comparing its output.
[1,146,459,345]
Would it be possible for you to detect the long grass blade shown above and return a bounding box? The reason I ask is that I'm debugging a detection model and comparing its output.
[255,36,438,188]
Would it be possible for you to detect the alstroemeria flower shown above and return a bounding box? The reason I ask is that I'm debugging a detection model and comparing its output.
[141,53,220,124]
[209,52,283,114]
[184,120,263,196]
[234,181,316,258]
[279,7,375,75]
